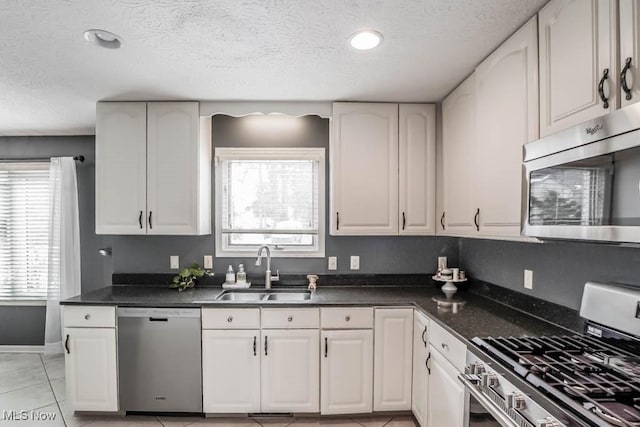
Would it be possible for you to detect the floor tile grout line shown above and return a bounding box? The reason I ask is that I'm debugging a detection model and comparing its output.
[40,353,68,427]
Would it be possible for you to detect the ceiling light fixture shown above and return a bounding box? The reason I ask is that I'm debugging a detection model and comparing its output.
[83,29,122,49]
[350,30,383,50]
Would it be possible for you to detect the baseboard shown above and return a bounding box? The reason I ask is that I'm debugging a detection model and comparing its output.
[0,345,44,353]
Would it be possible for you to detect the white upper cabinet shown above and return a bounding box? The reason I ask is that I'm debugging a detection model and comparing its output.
[147,102,211,235]
[399,104,436,235]
[539,0,618,137]
[331,103,399,235]
[441,74,479,237]
[476,16,539,238]
[373,308,413,412]
[95,101,211,235]
[620,0,640,107]
[95,102,147,235]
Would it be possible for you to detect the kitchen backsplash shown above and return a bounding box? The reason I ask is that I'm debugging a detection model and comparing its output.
[459,237,640,310]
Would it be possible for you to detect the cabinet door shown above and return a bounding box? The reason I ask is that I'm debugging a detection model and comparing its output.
[321,329,373,415]
[427,347,465,427]
[202,330,260,413]
[95,102,147,235]
[261,329,319,413]
[539,0,618,137]
[411,312,429,427]
[441,74,479,236]
[620,0,640,107]
[399,104,436,235]
[147,102,206,235]
[330,103,399,235]
[373,308,413,411]
[64,327,118,412]
[476,16,538,238]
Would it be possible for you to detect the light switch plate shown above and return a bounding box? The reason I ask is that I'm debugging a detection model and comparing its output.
[204,255,213,269]
[170,256,180,269]
[350,256,360,270]
[328,256,337,271]
[524,269,533,289]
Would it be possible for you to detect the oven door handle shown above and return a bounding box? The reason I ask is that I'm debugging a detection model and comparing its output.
[458,374,519,427]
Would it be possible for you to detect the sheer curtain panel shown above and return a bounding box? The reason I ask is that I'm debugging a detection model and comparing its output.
[44,157,81,353]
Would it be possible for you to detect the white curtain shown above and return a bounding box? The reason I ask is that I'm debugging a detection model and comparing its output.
[44,157,81,354]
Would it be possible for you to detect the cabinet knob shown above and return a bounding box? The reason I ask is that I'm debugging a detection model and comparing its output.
[84,314,91,320]
[287,316,293,322]
[227,316,233,322]
[345,315,351,322]
[441,342,449,351]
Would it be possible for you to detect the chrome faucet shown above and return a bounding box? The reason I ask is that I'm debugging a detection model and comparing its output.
[255,245,279,289]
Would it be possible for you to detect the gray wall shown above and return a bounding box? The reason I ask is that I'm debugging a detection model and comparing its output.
[0,136,107,345]
[459,238,640,310]
[110,115,460,277]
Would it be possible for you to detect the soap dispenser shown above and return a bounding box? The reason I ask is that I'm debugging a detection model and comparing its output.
[225,265,235,284]
[236,264,247,285]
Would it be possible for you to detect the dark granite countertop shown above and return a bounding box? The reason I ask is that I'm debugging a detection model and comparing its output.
[62,281,581,343]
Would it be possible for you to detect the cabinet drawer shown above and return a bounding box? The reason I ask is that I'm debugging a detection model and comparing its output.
[63,306,116,328]
[202,308,260,329]
[321,307,373,329]
[429,321,466,372]
[261,308,319,329]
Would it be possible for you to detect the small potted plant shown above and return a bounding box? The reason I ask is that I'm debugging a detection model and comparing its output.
[169,262,211,292]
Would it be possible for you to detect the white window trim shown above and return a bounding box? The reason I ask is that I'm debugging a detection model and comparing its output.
[214,147,326,258]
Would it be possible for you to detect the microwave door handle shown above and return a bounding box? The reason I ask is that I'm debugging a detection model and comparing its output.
[458,374,519,427]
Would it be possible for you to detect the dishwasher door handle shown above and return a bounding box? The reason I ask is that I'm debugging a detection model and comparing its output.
[149,317,168,322]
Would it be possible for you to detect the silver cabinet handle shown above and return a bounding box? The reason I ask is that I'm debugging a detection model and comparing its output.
[227,316,233,322]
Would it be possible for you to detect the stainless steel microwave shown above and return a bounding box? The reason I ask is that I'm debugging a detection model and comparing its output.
[523,103,640,243]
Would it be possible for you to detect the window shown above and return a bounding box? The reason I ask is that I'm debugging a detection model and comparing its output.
[0,163,50,301]
[215,148,325,257]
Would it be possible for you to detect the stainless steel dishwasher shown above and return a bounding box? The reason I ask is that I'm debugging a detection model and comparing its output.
[117,307,202,413]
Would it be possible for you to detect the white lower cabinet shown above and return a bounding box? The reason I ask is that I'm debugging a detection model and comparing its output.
[321,329,373,415]
[426,346,465,427]
[202,329,261,413]
[261,329,320,413]
[373,308,414,411]
[63,327,118,412]
[411,311,429,427]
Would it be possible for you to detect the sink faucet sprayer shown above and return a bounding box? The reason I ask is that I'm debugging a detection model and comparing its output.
[255,245,279,289]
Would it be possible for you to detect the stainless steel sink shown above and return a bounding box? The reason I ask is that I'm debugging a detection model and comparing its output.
[266,291,312,301]
[215,291,267,301]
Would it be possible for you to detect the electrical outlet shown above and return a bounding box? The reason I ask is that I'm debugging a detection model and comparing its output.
[350,256,360,270]
[328,256,337,271]
[203,255,213,269]
[170,256,180,269]
[524,269,533,289]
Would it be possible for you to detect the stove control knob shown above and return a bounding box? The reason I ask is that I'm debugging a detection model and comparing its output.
[481,373,499,388]
[507,392,526,410]
[536,418,561,427]
[472,362,486,375]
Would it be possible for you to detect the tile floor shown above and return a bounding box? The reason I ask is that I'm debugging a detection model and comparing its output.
[0,353,417,427]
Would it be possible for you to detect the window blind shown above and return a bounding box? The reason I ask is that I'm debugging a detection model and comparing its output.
[221,159,319,247]
[0,163,50,300]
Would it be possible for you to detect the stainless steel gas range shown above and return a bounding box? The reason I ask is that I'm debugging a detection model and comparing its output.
[467,282,640,427]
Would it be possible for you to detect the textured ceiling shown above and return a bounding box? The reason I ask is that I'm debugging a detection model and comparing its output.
[0,0,547,136]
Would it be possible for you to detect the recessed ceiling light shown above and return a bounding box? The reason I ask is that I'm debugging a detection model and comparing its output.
[83,29,122,49]
[350,30,383,50]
